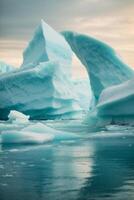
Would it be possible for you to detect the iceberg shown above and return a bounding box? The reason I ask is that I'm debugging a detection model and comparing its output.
[62,31,134,126]
[97,78,134,125]
[62,31,134,101]
[0,20,91,120]
[21,20,72,76]
[0,20,133,126]
[0,61,14,74]
[8,110,29,124]
[0,61,82,120]
[86,78,134,129]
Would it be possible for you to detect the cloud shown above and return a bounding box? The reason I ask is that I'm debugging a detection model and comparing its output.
[0,0,134,68]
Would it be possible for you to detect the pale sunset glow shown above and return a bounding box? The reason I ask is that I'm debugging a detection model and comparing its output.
[0,0,134,75]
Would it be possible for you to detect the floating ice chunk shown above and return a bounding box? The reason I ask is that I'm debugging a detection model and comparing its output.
[22,123,80,141]
[8,110,29,124]
[22,122,52,133]
[0,122,80,144]
[62,31,134,101]
[1,130,54,144]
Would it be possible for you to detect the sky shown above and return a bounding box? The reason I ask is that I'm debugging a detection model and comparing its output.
[0,0,134,75]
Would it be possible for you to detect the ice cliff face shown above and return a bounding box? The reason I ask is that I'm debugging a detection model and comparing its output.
[62,31,134,101]
[0,20,87,120]
[97,78,134,124]
[73,79,92,111]
[0,61,82,120]
[86,78,134,129]
[62,31,134,127]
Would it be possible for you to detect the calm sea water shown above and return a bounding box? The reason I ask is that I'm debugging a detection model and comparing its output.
[0,121,134,200]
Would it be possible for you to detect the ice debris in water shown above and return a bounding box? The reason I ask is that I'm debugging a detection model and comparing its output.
[8,110,29,124]
[0,111,80,144]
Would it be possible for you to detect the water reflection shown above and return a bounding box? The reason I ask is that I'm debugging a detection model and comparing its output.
[0,136,134,200]
[78,137,134,200]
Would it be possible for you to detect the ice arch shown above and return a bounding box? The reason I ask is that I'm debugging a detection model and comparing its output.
[62,31,134,102]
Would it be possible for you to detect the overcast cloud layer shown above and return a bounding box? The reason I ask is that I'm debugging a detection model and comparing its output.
[0,0,134,70]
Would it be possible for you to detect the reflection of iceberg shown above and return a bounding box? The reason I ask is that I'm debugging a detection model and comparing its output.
[52,144,94,197]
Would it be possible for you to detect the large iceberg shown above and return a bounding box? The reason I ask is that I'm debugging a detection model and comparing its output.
[0,20,134,126]
[62,31,134,126]
[0,61,14,74]
[62,31,134,101]
[0,61,82,120]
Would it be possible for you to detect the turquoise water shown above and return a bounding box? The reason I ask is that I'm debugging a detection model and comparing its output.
[0,121,134,200]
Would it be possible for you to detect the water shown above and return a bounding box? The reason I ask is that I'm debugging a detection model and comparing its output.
[0,120,134,200]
